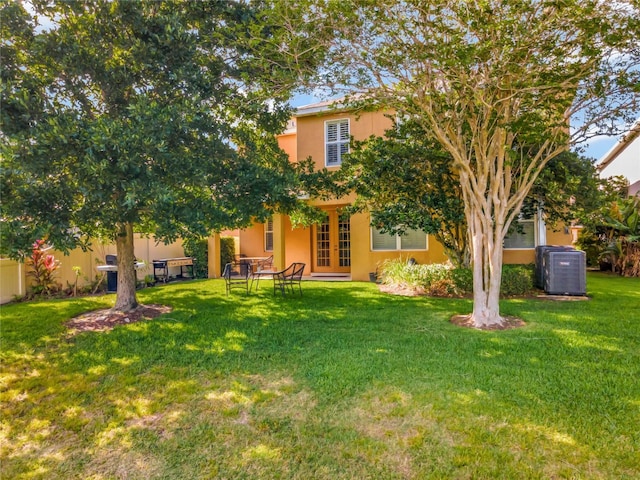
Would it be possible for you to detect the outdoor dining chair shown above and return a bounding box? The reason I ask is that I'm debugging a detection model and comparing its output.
[273,262,305,296]
[222,262,251,295]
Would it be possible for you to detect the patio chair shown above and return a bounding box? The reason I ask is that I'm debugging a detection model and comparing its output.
[273,262,305,296]
[222,262,250,295]
[256,255,274,272]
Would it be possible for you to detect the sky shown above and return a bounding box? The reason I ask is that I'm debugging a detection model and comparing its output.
[579,135,620,162]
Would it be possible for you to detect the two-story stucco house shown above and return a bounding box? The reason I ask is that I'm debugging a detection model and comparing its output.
[235,101,574,280]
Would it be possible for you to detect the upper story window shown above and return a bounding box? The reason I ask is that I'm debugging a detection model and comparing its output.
[264,218,274,252]
[371,227,428,251]
[325,119,349,166]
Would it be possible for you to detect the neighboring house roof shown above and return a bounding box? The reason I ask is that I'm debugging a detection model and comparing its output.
[596,119,640,172]
[596,119,640,196]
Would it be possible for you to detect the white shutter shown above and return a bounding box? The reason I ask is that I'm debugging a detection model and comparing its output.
[325,119,349,166]
[339,121,349,140]
[326,144,339,165]
[326,122,338,142]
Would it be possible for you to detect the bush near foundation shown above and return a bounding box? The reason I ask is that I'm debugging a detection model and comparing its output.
[183,237,208,279]
[220,237,236,271]
[379,259,534,297]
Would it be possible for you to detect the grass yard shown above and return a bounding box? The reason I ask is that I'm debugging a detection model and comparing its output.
[1,272,639,479]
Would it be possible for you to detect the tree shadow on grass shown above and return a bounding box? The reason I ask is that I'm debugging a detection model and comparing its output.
[2,277,639,478]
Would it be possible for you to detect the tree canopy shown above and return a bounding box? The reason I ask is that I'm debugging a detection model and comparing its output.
[302,0,640,326]
[339,118,468,267]
[1,0,320,310]
[340,117,606,269]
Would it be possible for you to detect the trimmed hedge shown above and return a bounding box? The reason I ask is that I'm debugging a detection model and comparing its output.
[183,237,208,279]
[500,264,535,296]
[379,259,534,297]
[182,237,237,278]
[220,237,236,271]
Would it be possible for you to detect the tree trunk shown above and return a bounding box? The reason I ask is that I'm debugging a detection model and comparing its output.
[113,222,139,312]
[468,206,505,328]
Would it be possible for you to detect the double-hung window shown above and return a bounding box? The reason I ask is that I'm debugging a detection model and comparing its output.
[371,227,428,251]
[325,119,349,166]
[264,218,274,252]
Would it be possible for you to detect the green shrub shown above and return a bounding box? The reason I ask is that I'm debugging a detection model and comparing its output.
[183,237,208,278]
[380,259,450,290]
[414,263,451,287]
[380,259,534,297]
[575,229,605,268]
[451,267,473,294]
[500,264,534,296]
[220,237,236,271]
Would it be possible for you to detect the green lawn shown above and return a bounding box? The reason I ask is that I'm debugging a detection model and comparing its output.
[1,272,639,479]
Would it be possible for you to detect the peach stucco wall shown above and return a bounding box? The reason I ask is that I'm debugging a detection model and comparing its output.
[237,211,450,281]
[282,216,313,274]
[349,213,449,281]
[297,110,393,172]
[239,225,269,259]
[278,132,298,163]
[239,218,312,275]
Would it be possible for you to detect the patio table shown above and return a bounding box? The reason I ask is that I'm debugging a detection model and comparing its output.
[238,257,275,291]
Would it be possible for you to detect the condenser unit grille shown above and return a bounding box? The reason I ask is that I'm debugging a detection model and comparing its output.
[535,245,575,289]
[543,250,586,296]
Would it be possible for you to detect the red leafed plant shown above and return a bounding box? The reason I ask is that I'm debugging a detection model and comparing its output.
[27,239,61,295]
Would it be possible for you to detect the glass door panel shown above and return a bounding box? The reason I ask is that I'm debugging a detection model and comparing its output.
[313,210,351,274]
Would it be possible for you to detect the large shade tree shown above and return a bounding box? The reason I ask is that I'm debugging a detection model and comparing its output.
[1,0,321,310]
[339,117,607,269]
[339,118,469,268]
[308,0,640,326]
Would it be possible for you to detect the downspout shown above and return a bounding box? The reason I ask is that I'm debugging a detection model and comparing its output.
[537,205,547,246]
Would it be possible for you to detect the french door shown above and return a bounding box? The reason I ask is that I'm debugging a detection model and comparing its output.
[312,210,351,274]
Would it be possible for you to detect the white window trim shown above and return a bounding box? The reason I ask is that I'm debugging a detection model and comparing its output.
[370,228,429,251]
[503,215,543,250]
[324,118,350,167]
[264,219,274,252]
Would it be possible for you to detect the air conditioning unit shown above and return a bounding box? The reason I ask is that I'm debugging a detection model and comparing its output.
[543,250,586,296]
[535,246,575,289]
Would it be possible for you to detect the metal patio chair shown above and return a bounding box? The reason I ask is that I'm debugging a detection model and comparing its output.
[222,262,251,295]
[273,262,305,296]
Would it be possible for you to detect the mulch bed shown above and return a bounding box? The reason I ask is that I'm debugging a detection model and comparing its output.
[378,284,426,296]
[66,304,172,334]
[379,284,526,330]
[450,314,526,330]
